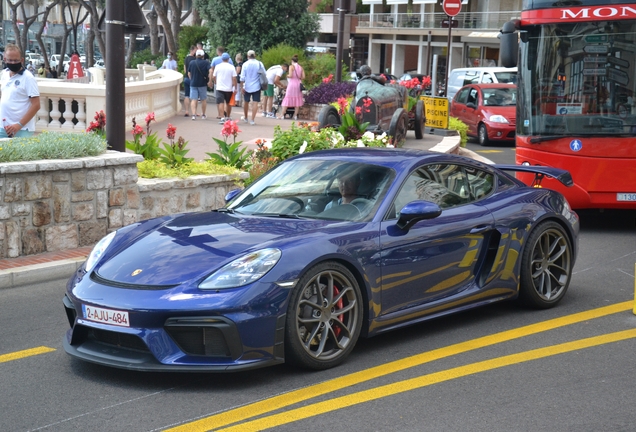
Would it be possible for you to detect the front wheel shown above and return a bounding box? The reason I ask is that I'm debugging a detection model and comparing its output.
[318,105,341,130]
[414,100,425,139]
[478,123,489,146]
[285,262,363,370]
[389,108,409,147]
[518,221,573,309]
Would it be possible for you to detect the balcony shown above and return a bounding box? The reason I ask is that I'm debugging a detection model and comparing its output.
[356,11,520,31]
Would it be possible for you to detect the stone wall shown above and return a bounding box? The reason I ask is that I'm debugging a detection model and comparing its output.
[0,152,245,259]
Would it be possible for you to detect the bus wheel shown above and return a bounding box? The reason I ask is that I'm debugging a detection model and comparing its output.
[478,124,489,146]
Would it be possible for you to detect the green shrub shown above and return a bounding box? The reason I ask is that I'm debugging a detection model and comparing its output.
[261,44,306,70]
[129,48,164,68]
[137,160,240,179]
[303,53,348,89]
[449,117,469,148]
[177,25,209,73]
[0,132,107,162]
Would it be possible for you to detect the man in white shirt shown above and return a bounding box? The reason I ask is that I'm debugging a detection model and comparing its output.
[161,52,177,70]
[0,44,41,138]
[262,63,288,117]
[239,50,266,125]
[213,52,237,123]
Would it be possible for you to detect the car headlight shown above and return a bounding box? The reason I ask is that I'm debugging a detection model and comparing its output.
[85,231,116,273]
[488,115,509,123]
[199,248,282,290]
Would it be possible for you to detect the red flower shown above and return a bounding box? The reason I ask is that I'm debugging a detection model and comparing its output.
[221,119,241,138]
[166,123,176,141]
[132,124,144,137]
[337,97,348,115]
[145,112,155,125]
[322,74,334,84]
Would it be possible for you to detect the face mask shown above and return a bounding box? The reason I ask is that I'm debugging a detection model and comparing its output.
[167,55,172,59]
[6,62,22,73]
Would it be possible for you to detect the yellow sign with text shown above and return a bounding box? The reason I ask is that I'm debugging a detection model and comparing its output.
[422,96,449,129]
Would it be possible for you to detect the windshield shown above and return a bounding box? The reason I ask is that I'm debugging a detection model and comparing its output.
[227,159,394,222]
[518,20,636,137]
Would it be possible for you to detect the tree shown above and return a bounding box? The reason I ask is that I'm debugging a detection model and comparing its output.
[151,0,195,55]
[194,0,320,56]
[77,0,106,66]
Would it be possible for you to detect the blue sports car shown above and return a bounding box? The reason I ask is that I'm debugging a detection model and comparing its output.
[63,148,579,371]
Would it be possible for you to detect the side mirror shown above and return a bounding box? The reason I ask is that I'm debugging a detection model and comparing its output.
[224,188,242,203]
[396,200,442,231]
[499,20,519,68]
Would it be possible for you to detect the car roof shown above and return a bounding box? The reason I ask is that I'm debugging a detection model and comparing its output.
[287,147,492,173]
[451,67,517,73]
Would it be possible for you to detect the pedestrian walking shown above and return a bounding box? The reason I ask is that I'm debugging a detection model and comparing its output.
[0,44,41,138]
[213,52,237,123]
[234,53,243,108]
[279,55,305,120]
[183,45,196,117]
[239,50,266,125]
[187,49,213,120]
[210,47,233,119]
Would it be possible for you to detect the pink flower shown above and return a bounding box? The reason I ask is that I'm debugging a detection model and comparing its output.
[166,123,176,141]
[221,119,241,138]
[145,112,155,125]
[322,74,334,84]
[132,124,144,137]
[337,97,348,115]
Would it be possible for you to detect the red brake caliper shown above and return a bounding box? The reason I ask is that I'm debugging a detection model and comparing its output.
[332,285,344,338]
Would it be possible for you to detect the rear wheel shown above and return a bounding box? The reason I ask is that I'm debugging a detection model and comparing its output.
[285,262,363,370]
[318,105,341,129]
[518,221,573,309]
[478,123,489,146]
[414,100,425,139]
[389,108,409,147]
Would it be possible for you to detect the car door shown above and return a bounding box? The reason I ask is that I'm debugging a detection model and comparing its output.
[378,163,495,316]
[463,86,480,135]
[450,87,471,124]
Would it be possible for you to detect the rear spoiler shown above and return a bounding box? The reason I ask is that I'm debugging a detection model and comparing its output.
[495,165,573,187]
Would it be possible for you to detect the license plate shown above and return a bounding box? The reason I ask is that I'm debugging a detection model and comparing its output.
[617,193,636,202]
[83,305,130,327]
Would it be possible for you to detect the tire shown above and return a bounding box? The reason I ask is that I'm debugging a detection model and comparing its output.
[478,123,489,146]
[518,221,573,309]
[285,262,363,370]
[389,108,409,147]
[318,105,341,130]
[414,100,425,139]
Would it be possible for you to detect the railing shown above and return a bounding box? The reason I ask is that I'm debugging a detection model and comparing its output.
[357,11,520,31]
[30,67,182,133]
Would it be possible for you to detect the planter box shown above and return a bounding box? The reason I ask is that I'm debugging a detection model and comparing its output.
[300,104,329,121]
[0,152,245,258]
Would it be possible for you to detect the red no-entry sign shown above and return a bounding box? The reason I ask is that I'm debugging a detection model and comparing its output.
[443,0,462,17]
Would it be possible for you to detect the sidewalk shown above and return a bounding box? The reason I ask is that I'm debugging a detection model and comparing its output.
[0,108,446,289]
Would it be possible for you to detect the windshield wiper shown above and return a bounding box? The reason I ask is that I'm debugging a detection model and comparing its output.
[529,135,563,143]
[255,213,305,219]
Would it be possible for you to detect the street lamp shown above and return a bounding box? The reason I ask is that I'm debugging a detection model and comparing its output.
[335,0,356,82]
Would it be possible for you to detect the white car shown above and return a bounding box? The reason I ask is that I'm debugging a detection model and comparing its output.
[50,54,70,69]
[25,52,44,68]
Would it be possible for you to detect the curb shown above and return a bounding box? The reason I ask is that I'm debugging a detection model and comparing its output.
[0,258,86,290]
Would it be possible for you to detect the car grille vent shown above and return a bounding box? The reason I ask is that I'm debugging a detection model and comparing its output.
[88,328,150,352]
[165,326,231,357]
[90,271,179,290]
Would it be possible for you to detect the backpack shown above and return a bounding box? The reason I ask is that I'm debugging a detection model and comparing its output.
[258,62,268,91]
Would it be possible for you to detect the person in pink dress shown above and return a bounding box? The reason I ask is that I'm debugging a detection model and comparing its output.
[279,54,305,120]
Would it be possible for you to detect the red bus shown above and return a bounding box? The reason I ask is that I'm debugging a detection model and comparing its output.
[500,1,636,209]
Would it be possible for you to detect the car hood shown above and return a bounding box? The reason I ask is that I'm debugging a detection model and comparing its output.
[95,212,333,286]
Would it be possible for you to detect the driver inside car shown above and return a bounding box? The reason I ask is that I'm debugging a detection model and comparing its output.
[325,172,362,210]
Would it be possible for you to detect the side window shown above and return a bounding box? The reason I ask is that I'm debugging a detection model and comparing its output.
[467,88,478,105]
[482,72,494,84]
[465,166,495,200]
[456,87,470,104]
[391,165,470,218]
[466,71,479,85]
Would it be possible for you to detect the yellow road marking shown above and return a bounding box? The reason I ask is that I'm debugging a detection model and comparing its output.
[0,346,56,364]
[218,329,636,432]
[165,301,632,432]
